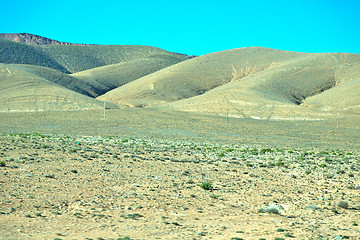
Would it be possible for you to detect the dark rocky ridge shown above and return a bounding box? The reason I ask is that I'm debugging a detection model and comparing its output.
[0,33,96,46]
[0,33,197,58]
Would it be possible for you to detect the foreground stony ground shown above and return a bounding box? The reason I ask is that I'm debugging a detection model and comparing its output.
[0,133,359,240]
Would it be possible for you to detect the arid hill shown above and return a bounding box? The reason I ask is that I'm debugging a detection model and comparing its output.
[0,36,190,74]
[97,47,360,119]
[0,34,191,110]
[1,33,360,119]
[71,54,191,97]
[0,63,118,112]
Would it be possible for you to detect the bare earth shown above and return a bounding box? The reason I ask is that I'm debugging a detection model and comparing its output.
[0,109,360,240]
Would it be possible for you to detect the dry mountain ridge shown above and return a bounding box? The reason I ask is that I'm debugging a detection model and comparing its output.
[98,47,360,119]
[71,54,190,97]
[0,33,192,74]
[1,33,360,118]
[0,34,192,109]
[0,33,96,46]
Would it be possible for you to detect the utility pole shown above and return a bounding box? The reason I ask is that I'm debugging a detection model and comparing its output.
[224,96,229,126]
[103,101,106,120]
[34,86,38,112]
[226,108,229,126]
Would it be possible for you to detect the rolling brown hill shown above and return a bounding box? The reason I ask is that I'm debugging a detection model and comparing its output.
[71,53,191,97]
[0,63,118,112]
[0,33,192,107]
[0,35,191,74]
[38,44,191,74]
[97,47,360,119]
[2,33,360,119]
[0,39,70,73]
[9,64,98,97]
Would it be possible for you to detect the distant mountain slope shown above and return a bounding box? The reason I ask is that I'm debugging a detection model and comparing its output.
[97,48,306,106]
[303,77,360,113]
[38,44,190,73]
[0,33,192,100]
[0,33,94,46]
[3,33,359,117]
[11,64,97,97]
[0,39,70,73]
[72,54,191,97]
[98,47,360,118]
[0,33,192,74]
[0,63,117,112]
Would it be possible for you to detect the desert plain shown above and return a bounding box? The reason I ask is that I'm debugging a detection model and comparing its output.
[0,33,360,239]
[0,109,359,240]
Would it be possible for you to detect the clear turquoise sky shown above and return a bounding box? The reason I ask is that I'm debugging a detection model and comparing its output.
[2,0,360,56]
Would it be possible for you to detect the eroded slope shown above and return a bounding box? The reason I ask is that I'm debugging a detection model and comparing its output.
[98,48,360,118]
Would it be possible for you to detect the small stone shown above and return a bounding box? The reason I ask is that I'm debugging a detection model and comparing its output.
[337,201,349,209]
[305,204,320,210]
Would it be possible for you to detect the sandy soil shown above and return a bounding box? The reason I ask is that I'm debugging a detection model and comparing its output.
[1,132,359,240]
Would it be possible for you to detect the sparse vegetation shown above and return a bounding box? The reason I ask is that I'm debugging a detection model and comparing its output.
[209,193,219,199]
[199,182,213,190]
[275,160,285,167]
[260,148,274,154]
[0,160,5,167]
[0,123,359,239]
[120,213,143,220]
[284,232,294,237]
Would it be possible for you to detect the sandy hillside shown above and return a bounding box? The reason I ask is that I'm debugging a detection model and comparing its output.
[0,35,191,102]
[71,54,190,97]
[98,48,360,119]
[0,63,118,112]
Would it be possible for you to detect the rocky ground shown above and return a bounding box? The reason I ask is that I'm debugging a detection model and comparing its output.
[1,132,359,239]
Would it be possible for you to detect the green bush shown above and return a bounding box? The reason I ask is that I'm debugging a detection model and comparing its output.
[275,160,285,167]
[199,182,213,190]
[260,148,273,154]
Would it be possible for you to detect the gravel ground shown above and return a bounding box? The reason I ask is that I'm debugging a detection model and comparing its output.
[1,133,360,239]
